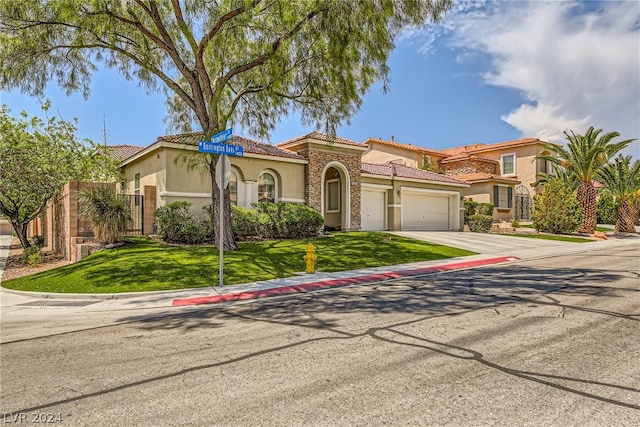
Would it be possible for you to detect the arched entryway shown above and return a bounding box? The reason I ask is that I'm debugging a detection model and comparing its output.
[321,163,350,231]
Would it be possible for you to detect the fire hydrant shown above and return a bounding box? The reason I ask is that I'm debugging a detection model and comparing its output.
[303,243,317,273]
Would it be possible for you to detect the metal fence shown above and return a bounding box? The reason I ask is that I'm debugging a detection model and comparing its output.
[123,194,144,235]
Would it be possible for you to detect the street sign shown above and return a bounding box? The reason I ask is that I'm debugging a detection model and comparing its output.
[198,141,244,156]
[212,128,233,144]
[215,154,232,189]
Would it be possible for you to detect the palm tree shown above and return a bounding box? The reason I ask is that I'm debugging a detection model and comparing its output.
[537,127,635,233]
[597,155,640,233]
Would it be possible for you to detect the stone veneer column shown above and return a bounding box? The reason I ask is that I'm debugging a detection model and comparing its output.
[304,149,362,231]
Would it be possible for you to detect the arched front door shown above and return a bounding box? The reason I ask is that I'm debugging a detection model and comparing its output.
[321,163,350,231]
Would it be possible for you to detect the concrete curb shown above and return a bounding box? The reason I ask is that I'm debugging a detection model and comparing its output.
[172,256,520,307]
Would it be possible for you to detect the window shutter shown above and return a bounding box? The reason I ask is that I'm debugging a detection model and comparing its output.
[493,186,499,206]
[507,187,513,208]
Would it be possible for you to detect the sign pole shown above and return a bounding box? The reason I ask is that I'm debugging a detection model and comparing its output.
[218,155,224,288]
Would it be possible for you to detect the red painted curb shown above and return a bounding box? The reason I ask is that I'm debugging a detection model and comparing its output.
[171,256,520,307]
[172,286,299,306]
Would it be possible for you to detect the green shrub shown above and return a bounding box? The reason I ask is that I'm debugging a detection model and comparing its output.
[477,203,495,216]
[155,201,207,244]
[463,201,478,224]
[31,235,45,248]
[230,202,324,241]
[230,205,264,239]
[468,214,493,233]
[510,218,520,228]
[532,179,583,234]
[596,193,617,225]
[23,245,42,267]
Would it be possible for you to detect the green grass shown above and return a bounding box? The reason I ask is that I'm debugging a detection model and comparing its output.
[511,234,594,243]
[2,232,475,294]
[519,224,611,232]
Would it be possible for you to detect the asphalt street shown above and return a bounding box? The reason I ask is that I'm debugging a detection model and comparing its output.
[1,244,638,426]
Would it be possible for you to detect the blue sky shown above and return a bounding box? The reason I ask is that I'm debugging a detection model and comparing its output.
[1,0,639,157]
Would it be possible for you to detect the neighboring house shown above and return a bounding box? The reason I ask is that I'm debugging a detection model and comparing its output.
[363,136,555,221]
[119,131,468,233]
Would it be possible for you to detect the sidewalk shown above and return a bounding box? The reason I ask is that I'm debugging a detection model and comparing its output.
[1,233,638,313]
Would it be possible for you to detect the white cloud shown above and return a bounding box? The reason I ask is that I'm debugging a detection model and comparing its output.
[410,0,640,155]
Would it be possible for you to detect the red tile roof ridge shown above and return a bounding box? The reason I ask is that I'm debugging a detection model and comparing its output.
[277,131,364,147]
[364,137,449,157]
[440,137,544,155]
[439,153,500,164]
[452,172,521,183]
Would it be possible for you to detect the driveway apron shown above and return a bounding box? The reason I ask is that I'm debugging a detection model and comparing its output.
[390,231,576,254]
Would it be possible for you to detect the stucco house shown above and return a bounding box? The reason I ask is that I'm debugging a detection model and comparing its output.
[362,136,555,221]
[118,131,468,233]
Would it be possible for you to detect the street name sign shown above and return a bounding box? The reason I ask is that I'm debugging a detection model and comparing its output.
[198,141,244,156]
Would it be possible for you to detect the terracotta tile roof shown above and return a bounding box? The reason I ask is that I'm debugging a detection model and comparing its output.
[362,162,467,186]
[439,153,499,164]
[108,144,145,161]
[361,163,394,176]
[452,173,521,184]
[277,131,364,148]
[364,137,449,158]
[157,132,304,160]
[440,138,545,156]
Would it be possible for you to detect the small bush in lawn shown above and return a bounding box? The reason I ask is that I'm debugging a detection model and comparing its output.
[477,203,495,216]
[23,245,42,267]
[511,218,520,228]
[463,201,478,224]
[468,214,493,233]
[596,193,617,225]
[532,178,582,234]
[155,201,207,244]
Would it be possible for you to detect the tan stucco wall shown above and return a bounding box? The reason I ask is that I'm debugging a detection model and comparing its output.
[121,149,167,196]
[362,143,420,168]
[361,175,464,231]
[471,144,547,196]
[121,146,306,218]
[463,182,514,222]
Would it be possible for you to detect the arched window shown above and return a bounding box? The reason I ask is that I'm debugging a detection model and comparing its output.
[258,172,275,203]
[229,171,237,206]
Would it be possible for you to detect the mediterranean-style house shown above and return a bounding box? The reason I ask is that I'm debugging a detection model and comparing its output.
[28,130,554,261]
[118,131,469,234]
[362,136,555,221]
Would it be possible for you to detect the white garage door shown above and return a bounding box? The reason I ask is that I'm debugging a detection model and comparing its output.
[402,192,450,230]
[361,190,385,231]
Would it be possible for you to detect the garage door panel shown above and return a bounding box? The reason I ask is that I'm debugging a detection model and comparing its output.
[361,190,385,231]
[402,193,449,230]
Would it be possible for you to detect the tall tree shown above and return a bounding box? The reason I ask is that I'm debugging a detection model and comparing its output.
[0,103,118,248]
[536,127,635,234]
[596,155,640,233]
[0,0,452,251]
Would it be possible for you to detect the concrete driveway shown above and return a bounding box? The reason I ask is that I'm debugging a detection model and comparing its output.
[391,230,579,254]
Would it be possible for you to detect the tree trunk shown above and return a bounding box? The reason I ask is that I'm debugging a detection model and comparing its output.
[11,219,31,249]
[616,200,638,233]
[576,181,597,234]
[209,161,238,252]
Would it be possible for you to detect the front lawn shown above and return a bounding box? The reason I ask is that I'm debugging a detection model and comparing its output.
[511,233,594,243]
[2,232,475,293]
[519,224,611,232]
